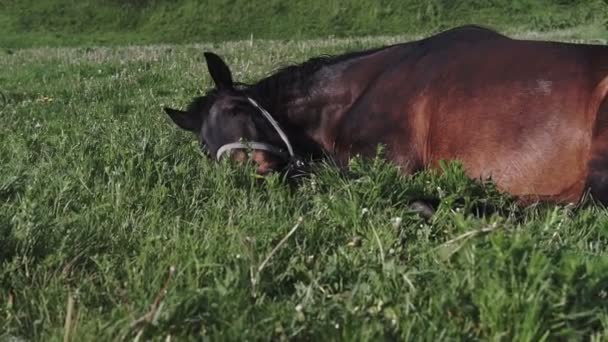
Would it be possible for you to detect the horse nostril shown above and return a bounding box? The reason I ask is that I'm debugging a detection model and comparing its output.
[256,165,274,175]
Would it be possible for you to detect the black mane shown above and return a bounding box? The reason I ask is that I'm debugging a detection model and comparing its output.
[188,44,393,115]
[249,45,389,108]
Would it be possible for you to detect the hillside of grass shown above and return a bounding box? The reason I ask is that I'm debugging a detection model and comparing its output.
[1,0,608,48]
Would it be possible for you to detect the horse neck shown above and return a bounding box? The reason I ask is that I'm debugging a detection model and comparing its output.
[249,61,358,157]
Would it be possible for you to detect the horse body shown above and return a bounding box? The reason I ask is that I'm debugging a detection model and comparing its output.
[328,27,608,203]
[164,25,608,204]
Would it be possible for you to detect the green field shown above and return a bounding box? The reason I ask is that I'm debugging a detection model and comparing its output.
[1,0,607,48]
[1,32,608,340]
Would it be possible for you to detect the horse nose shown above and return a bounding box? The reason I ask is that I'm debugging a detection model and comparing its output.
[252,151,281,175]
[256,164,273,175]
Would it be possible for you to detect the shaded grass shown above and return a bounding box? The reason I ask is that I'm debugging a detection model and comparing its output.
[1,34,608,340]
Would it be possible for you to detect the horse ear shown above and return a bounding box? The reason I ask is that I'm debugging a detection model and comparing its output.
[204,52,234,90]
[164,107,202,132]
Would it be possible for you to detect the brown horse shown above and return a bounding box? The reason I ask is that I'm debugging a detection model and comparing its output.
[163,25,608,205]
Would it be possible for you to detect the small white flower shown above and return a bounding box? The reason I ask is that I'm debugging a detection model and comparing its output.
[391,217,402,228]
[361,208,369,215]
[437,186,445,197]
[295,304,303,312]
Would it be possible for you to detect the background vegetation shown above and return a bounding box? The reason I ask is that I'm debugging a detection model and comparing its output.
[1,0,608,48]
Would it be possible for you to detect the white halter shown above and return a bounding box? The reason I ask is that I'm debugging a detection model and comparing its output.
[216,97,296,162]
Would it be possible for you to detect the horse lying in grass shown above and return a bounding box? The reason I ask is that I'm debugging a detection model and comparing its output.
[163,25,608,205]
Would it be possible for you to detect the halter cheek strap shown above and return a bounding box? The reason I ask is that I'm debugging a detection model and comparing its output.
[215,97,299,165]
[246,97,295,157]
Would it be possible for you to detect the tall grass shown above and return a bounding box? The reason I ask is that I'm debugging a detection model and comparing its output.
[0,33,607,340]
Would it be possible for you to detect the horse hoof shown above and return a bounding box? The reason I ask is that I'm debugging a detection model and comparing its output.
[409,200,435,219]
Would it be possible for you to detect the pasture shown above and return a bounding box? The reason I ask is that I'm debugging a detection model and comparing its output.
[1,33,608,340]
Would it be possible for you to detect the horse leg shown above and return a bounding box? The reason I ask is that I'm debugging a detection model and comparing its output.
[587,151,608,204]
[409,200,436,219]
[587,98,608,204]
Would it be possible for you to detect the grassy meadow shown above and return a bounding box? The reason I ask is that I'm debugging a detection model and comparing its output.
[1,0,607,48]
[1,33,608,340]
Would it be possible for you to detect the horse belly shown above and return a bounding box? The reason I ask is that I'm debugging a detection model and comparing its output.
[429,80,593,202]
[434,120,590,202]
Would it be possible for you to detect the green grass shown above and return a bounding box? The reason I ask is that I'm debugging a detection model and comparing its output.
[1,33,608,340]
[1,0,607,48]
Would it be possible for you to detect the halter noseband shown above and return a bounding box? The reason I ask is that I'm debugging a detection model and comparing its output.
[216,141,289,160]
[216,97,302,167]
